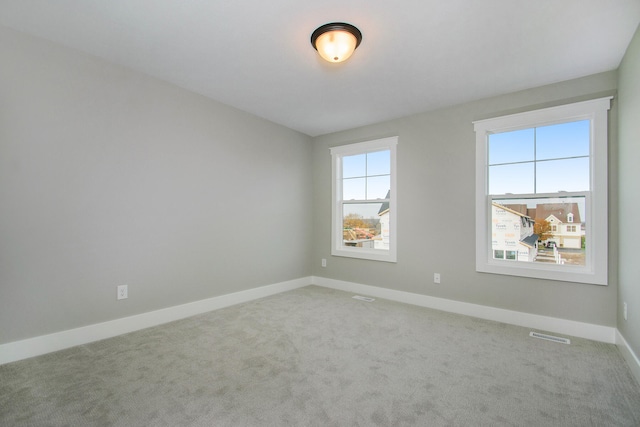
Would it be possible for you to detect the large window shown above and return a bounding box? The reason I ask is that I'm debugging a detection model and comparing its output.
[474,97,611,285]
[330,137,397,262]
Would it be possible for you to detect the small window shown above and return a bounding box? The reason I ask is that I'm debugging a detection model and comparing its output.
[330,137,397,262]
[474,97,611,285]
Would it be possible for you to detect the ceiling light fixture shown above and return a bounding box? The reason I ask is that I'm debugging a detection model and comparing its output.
[310,22,362,63]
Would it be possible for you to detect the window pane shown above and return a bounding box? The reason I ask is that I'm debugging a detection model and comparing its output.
[367,150,390,175]
[343,150,391,200]
[492,195,586,267]
[331,136,397,262]
[475,97,610,284]
[489,128,534,165]
[536,120,589,161]
[342,203,388,250]
[343,177,365,200]
[367,175,390,200]
[489,163,534,195]
[343,154,366,178]
[536,157,589,193]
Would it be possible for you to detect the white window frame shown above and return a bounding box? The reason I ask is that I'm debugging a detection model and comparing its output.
[474,97,611,285]
[330,136,398,262]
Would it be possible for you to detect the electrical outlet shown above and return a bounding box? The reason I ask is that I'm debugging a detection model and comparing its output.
[321,258,327,267]
[623,302,628,320]
[434,273,441,284]
[117,285,128,300]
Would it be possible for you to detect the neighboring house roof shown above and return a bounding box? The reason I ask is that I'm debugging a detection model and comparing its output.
[503,202,580,223]
[520,234,539,248]
[378,190,390,216]
[503,204,528,216]
[493,203,533,220]
[503,204,537,220]
[535,203,581,223]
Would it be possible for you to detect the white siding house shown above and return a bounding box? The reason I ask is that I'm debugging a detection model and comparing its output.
[374,196,390,251]
[492,203,538,262]
[536,203,583,249]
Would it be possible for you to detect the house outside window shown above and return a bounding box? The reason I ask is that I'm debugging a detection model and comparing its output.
[491,203,537,262]
[474,97,611,285]
[330,137,397,262]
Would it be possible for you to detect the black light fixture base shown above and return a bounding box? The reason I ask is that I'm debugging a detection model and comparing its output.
[310,22,362,51]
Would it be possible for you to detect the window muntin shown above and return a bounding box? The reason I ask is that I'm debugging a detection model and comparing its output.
[488,120,590,195]
[474,97,611,285]
[330,137,397,262]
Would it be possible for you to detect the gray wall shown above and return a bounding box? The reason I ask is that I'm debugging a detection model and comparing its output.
[2,21,634,349]
[0,27,313,344]
[618,24,640,357]
[312,72,619,326]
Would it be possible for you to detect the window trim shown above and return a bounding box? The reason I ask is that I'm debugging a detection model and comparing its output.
[330,136,398,262]
[474,97,612,285]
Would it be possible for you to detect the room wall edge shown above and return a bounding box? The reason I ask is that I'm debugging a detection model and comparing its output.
[616,329,640,387]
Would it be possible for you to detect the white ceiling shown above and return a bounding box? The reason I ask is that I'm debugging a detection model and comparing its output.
[1,1,639,136]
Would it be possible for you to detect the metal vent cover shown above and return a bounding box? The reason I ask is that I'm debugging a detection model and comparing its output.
[352,295,375,302]
[530,331,571,344]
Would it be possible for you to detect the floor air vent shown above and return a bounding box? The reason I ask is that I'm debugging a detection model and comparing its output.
[529,331,571,344]
[352,295,375,302]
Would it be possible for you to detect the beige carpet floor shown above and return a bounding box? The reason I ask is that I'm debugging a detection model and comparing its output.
[1,285,640,426]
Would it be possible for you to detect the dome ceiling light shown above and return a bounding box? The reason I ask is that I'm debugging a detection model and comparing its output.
[310,22,362,63]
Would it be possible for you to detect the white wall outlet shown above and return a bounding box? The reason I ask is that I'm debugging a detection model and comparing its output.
[117,285,128,300]
[321,258,327,268]
[434,273,441,284]
[623,302,628,320]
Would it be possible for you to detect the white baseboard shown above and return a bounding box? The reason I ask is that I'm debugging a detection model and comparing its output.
[616,330,640,386]
[0,277,311,365]
[311,276,617,344]
[3,276,632,371]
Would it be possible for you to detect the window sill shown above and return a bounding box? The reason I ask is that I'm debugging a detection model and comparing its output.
[332,247,397,263]
[477,260,607,285]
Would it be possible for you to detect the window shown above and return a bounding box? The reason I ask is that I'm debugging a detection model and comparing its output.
[330,137,397,262]
[474,97,611,285]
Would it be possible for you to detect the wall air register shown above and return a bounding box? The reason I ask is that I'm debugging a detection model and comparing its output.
[352,295,375,302]
[529,331,571,344]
